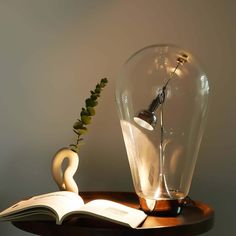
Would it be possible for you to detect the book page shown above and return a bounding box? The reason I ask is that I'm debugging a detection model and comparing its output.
[64,199,147,228]
[0,191,84,224]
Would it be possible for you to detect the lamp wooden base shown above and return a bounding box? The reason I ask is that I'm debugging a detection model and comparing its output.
[139,197,182,216]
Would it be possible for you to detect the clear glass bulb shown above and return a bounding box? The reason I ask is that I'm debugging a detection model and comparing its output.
[116,45,209,215]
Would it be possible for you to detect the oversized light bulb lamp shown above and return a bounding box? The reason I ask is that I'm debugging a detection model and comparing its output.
[116,45,209,216]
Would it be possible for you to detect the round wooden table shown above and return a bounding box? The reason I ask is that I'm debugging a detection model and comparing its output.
[12,192,214,236]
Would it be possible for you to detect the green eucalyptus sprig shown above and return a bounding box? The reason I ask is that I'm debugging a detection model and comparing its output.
[69,78,108,153]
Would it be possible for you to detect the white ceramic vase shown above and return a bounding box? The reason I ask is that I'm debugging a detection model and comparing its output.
[51,147,79,194]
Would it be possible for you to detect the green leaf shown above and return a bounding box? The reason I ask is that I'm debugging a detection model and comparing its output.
[78,127,88,135]
[70,145,79,153]
[69,144,77,148]
[78,140,85,146]
[73,120,83,129]
[90,94,98,100]
[73,129,82,135]
[95,88,101,94]
[85,98,98,107]
[101,78,108,83]
[77,127,88,135]
[80,109,89,116]
[87,106,95,116]
[81,115,91,124]
[100,82,106,88]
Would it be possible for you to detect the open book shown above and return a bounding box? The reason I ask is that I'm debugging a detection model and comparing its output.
[0,191,147,228]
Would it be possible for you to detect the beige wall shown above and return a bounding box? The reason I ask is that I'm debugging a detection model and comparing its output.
[0,0,235,235]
